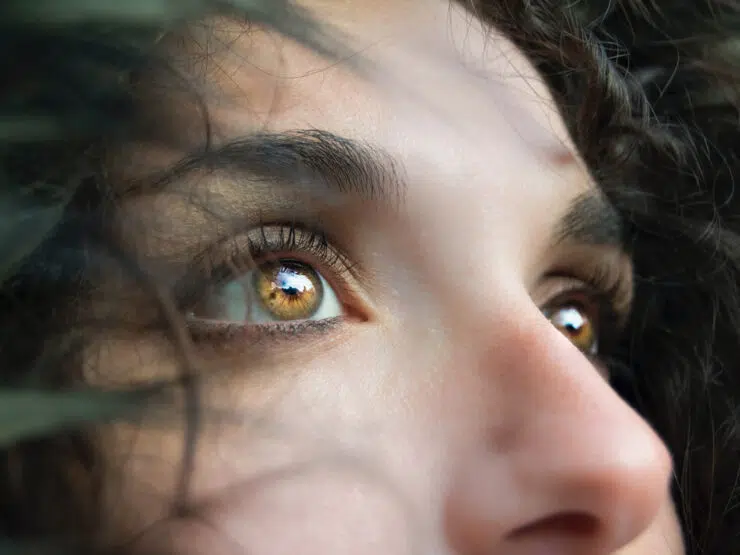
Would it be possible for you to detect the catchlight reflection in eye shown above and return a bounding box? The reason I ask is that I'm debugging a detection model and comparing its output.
[192,260,343,324]
[547,304,598,355]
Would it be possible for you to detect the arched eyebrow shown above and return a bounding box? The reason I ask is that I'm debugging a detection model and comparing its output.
[172,129,406,209]
[171,128,623,249]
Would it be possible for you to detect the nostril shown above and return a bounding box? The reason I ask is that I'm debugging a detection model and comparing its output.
[509,512,600,539]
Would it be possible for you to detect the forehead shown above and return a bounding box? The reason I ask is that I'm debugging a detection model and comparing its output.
[151,0,588,200]
[168,0,576,160]
[124,0,596,255]
[108,0,619,296]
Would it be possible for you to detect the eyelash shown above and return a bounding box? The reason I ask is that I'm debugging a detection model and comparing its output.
[178,223,631,364]
[176,222,357,341]
[249,223,356,277]
[544,261,629,362]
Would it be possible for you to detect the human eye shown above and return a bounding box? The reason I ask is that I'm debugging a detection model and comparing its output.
[193,258,341,322]
[543,294,609,357]
[179,223,362,341]
[541,257,631,363]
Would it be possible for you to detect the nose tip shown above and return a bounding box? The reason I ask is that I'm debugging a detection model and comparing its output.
[443,325,677,555]
[445,416,675,555]
[524,428,674,550]
[502,388,676,554]
[449,425,674,553]
[590,429,674,549]
[439,296,680,555]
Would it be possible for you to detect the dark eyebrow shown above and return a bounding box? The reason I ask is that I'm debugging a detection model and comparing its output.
[554,192,624,248]
[165,129,622,249]
[169,129,405,207]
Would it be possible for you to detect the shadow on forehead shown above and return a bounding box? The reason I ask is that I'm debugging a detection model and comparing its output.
[122,126,622,252]
[142,129,407,208]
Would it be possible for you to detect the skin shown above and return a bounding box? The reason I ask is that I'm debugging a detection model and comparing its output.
[87,1,686,554]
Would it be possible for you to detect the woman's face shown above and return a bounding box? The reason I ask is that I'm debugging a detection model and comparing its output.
[90,1,685,554]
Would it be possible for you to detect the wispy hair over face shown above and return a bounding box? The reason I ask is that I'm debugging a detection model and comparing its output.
[0,2,739,555]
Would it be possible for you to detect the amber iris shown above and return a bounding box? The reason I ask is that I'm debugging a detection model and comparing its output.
[253,261,323,320]
[548,304,597,354]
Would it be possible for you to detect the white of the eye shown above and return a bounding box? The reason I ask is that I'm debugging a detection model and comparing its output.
[241,268,342,323]
[216,280,249,322]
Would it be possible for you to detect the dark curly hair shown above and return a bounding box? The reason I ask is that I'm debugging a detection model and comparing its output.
[0,1,738,554]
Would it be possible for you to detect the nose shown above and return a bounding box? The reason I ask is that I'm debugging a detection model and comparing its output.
[443,302,674,555]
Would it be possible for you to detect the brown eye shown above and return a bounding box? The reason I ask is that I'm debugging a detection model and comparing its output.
[546,304,598,355]
[190,259,343,324]
[254,261,323,320]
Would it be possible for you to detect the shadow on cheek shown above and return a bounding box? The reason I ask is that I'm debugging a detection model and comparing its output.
[126,464,422,555]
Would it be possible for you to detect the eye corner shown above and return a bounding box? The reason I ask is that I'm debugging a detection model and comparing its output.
[174,221,376,350]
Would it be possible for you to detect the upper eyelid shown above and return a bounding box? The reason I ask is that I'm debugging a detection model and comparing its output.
[251,226,354,268]
[540,279,626,356]
[172,224,360,309]
[542,244,634,313]
[542,280,615,312]
[177,221,633,321]
[539,273,630,333]
[246,226,365,291]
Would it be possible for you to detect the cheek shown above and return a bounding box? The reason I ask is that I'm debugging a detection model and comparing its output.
[129,466,418,555]
[93,328,445,547]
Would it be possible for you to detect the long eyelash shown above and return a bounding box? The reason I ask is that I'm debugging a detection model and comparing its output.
[546,255,633,364]
[249,221,356,277]
[559,258,643,393]
[173,221,355,311]
[581,267,640,390]
[578,260,629,315]
[584,265,633,362]
[568,253,633,324]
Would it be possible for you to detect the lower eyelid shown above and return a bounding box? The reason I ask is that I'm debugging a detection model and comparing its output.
[183,227,371,340]
[186,315,345,345]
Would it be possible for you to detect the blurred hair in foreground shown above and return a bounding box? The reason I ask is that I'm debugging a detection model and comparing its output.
[0,1,739,554]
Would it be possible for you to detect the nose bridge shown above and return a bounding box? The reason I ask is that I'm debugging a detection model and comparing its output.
[392,210,674,552]
[442,297,674,554]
